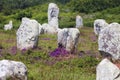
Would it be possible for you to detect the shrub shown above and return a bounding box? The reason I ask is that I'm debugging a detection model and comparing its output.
[50,47,69,57]
[33,13,47,24]
[67,0,120,13]
[59,12,76,28]
[16,11,32,20]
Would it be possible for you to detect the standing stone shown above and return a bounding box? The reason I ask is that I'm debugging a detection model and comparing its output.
[58,28,80,53]
[97,22,120,80]
[4,20,13,30]
[94,19,108,35]
[48,3,59,30]
[76,15,83,28]
[96,58,120,80]
[39,23,44,34]
[42,23,57,34]
[98,22,120,60]
[16,17,39,50]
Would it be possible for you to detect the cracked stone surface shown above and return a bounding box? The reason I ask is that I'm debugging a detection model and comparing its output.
[58,28,80,53]
[94,19,108,35]
[48,3,59,30]
[17,17,39,50]
[96,58,120,80]
[98,22,120,60]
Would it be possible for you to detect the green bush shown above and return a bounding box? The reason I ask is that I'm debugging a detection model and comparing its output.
[67,0,120,13]
[59,12,76,28]
[33,12,47,24]
[16,11,32,20]
[0,14,7,29]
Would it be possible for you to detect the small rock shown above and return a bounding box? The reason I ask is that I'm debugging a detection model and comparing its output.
[4,20,13,31]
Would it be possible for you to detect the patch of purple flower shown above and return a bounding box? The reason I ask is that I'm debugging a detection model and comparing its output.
[21,48,27,54]
[50,45,69,57]
[10,46,17,55]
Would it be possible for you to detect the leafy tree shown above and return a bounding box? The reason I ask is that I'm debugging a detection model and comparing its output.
[67,0,120,13]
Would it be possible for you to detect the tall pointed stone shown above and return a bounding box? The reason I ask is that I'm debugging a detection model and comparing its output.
[76,15,83,28]
[48,3,59,30]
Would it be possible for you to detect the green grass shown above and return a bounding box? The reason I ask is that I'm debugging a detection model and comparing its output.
[0,27,100,80]
[0,2,119,80]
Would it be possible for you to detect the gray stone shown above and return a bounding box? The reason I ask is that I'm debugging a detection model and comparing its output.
[39,23,44,34]
[76,15,83,28]
[96,58,120,80]
[4,20,13,30]
[17,17,39,50]
[94,19,108,35]
[42,23,57,34]
[58,28,80,53]
[0,60,27,80]
[98,22,120,60]
[48,3,59,30]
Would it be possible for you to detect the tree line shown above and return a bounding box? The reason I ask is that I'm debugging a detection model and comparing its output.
[67,0,120,13]
[0,0,70,12]
[0,0,120,15]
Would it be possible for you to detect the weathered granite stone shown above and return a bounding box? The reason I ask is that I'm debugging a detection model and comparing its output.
[4,20,13,30]
[39,23,44,34]
[0,60,27,80]
[98,22,120,60]
[42,23,57,34]
[76,15,83,28]
[48,3,59,30]
[94,19,108,35]
[58,28,80,53]
[17,17,39,50]
[96,58,120,80]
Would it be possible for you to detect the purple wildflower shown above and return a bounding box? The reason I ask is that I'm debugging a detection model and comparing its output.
[50,46,69,57]
[10,46,17,55]
[21,48,27,54]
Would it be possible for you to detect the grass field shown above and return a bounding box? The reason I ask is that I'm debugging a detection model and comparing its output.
[0,27,101,80]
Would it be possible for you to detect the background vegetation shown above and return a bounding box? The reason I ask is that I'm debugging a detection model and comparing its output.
[0,0,119,29]
[0,0,119,79]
